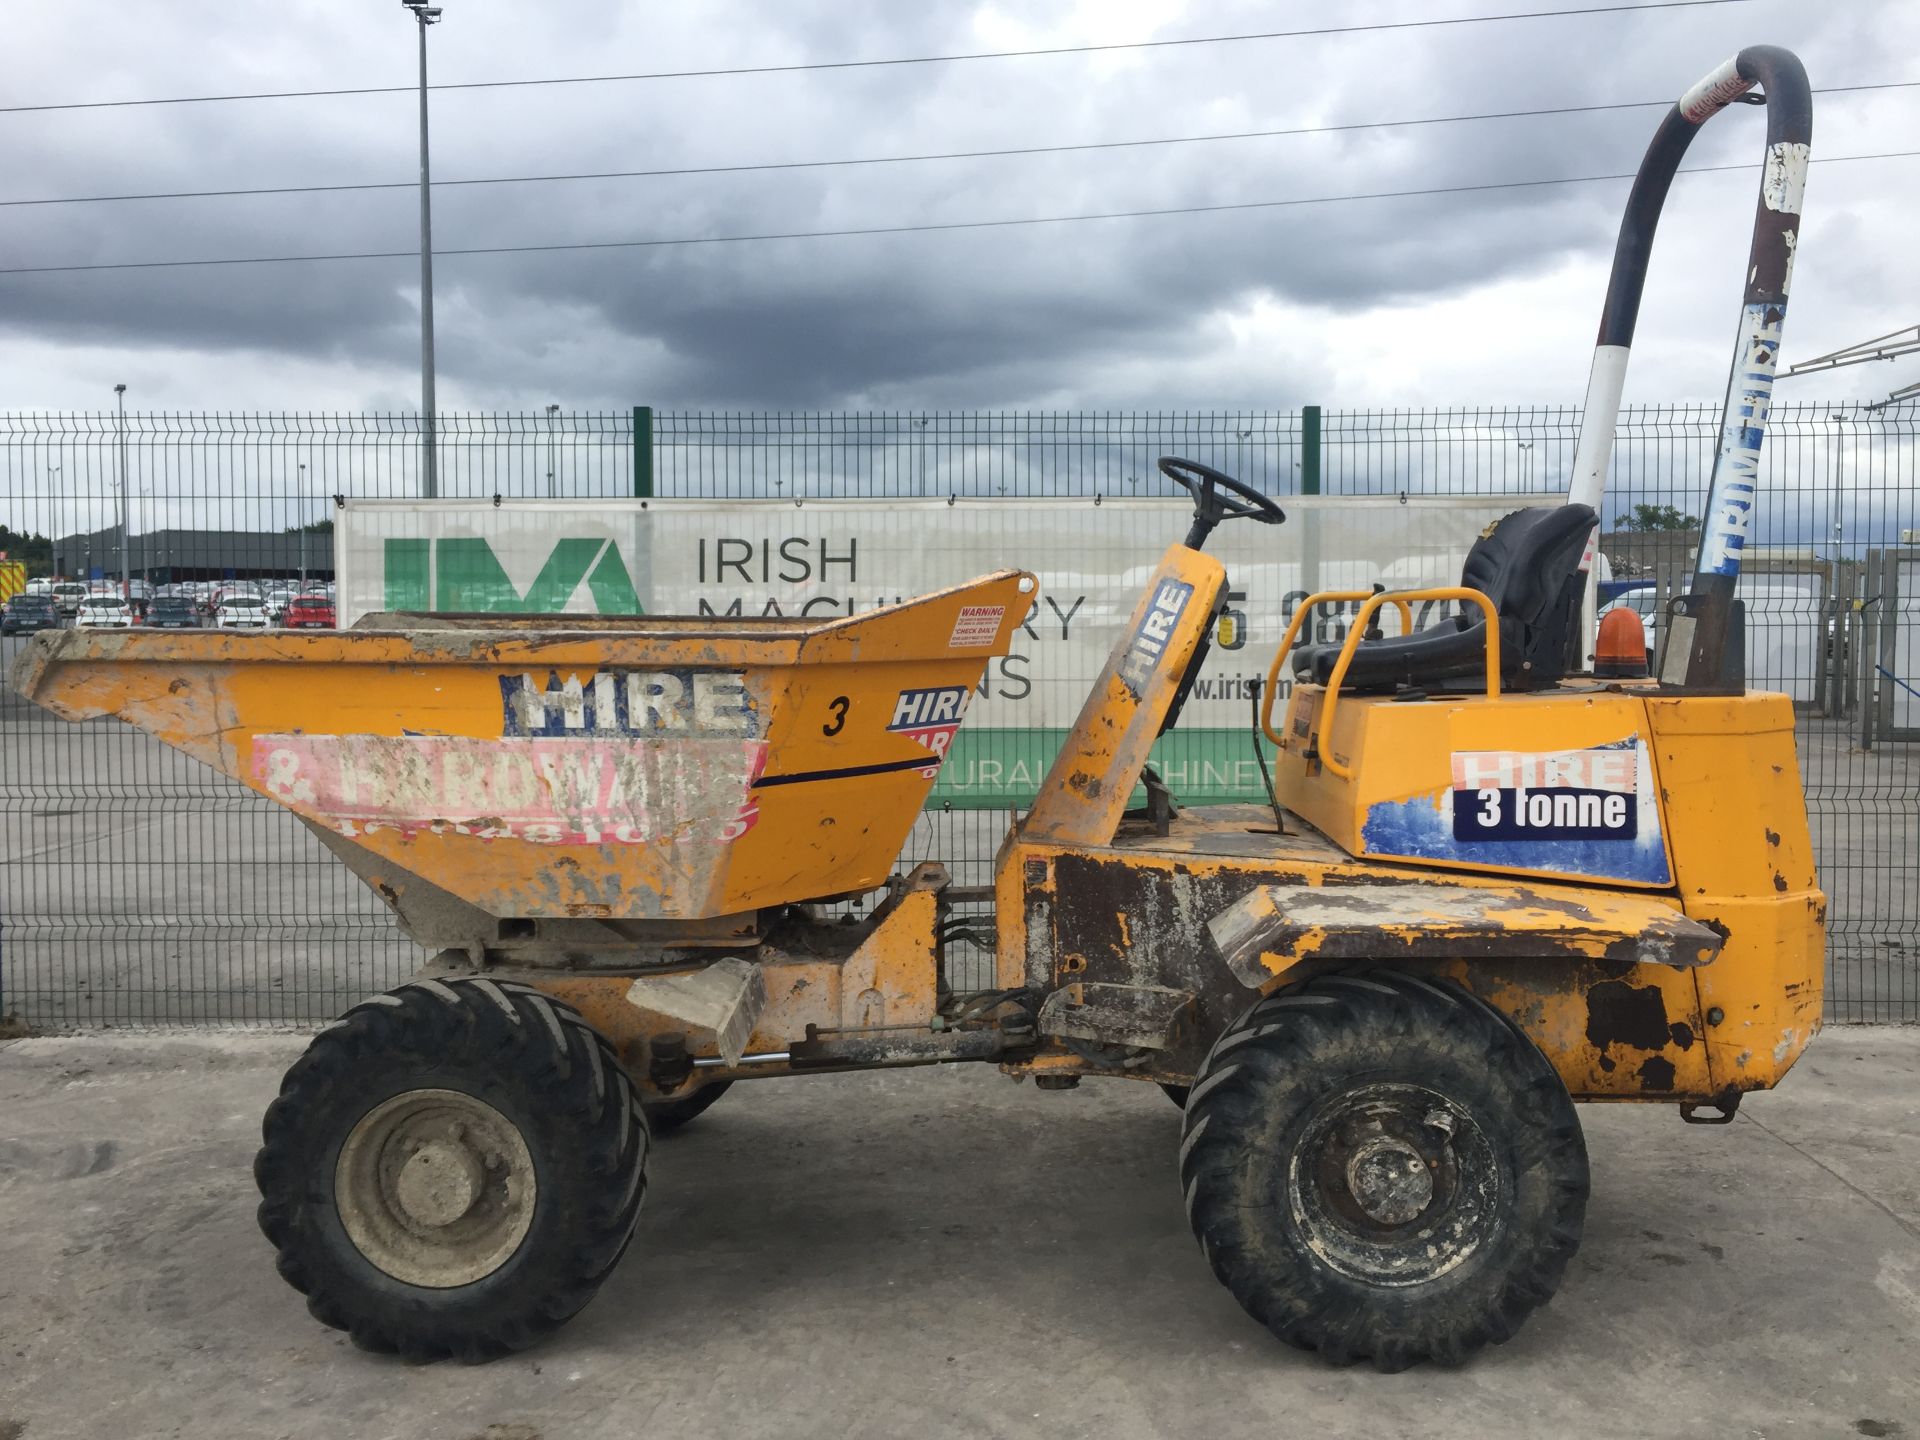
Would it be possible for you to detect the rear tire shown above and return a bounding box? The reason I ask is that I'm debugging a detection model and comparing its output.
[643,1079,733,1135]
[255,978,647,1362]
[1179,971,1588,1370]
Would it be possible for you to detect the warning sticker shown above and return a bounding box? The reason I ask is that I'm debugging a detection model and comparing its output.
[948,604,1005,648]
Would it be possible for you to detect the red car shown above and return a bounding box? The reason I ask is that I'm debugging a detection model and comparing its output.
[285,592,335,629]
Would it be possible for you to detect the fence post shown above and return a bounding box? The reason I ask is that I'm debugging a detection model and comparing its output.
[1298,406,1323,624]
[1301,405,1322,495]
[1879,549,1905,740]
[1857,549,1879,749]
[632,405,654,498]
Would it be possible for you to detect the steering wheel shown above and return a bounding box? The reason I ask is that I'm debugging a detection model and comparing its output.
[1157,456,1285,549]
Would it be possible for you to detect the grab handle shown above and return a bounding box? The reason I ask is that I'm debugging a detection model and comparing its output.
[1268,587,1501,782]
[1259,590,1413,745]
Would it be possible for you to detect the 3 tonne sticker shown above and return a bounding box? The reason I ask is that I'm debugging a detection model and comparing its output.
[1451,745,1638,842]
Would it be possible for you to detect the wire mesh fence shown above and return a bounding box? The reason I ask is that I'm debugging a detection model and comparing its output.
[1,402,1914,1026]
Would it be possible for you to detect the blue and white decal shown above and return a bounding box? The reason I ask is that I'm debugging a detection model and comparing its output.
[1117,579,1194,697]
[500,669,757,738]
[1450,746,1638,843]
[889,685,971,775]
[1362,736,1671,885]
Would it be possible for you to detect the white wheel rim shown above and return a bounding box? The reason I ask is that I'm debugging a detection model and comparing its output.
[334,1088,537,1289]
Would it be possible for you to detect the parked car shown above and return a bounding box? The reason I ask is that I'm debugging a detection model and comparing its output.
[263,589,294,624]
[284,592,336,629]
[144,596,202,629]
[2,593,61,635]
[76,595,134,629]
[51,581,88,616]
[216,595,270,629]
[213,582,262,612]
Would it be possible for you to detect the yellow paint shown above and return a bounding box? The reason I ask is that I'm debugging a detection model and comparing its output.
[1259,587,1489,750]
[1023,543,1224,846]
[1220,879,1721,980]
[997,819,1726,1099]
[1274,684,1678,888]
[0,562,26,603]
[14,522,1823,1115]
[11,571,1036,921]
[1646,693,1824,1089]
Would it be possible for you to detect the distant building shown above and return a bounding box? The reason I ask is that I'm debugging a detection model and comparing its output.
[48,525,334,583]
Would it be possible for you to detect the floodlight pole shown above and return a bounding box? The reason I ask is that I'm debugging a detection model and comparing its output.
[405,2,444,498]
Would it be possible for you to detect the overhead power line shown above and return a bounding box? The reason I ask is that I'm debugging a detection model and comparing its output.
[0,1,1752,115]
[6,80,1914,211]
[2,148,1912,279]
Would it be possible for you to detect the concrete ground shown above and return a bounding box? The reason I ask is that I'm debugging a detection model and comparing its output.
[0,1029,1915,1440]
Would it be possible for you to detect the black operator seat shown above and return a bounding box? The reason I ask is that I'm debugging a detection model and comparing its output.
[1291,503,1598,692]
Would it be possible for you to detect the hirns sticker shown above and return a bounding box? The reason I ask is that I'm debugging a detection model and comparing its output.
[889,685,970,776]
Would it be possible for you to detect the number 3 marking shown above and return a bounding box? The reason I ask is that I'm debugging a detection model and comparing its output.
[1477,788,1500,826]
[823,695,849,737]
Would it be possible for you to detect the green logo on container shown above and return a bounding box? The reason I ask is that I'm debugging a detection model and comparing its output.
[383,537,641,614]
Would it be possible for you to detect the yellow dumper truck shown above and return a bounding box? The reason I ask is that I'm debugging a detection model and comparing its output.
[10,46,1820,1370]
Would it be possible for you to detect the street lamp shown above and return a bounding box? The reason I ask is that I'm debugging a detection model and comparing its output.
[114,383,130,597]
[546,403,560,497]
[1516,440,1535,488]
[403,1,444,499]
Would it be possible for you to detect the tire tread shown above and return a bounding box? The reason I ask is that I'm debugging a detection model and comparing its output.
[1178,969,1588,1371]
[255,978,646,1362]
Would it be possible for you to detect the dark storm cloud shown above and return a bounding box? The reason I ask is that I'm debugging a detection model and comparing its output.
[0,0,1901,409]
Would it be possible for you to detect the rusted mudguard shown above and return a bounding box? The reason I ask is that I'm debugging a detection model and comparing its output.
[1208,882,1725,987]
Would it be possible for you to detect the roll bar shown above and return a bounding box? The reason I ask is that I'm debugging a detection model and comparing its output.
[1565,45,1811,688]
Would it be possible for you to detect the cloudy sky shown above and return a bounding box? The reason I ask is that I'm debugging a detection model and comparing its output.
[3,0,1916,416]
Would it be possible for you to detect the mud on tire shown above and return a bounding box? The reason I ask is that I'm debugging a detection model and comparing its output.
[1178,971,1588,1371]
[255,977,647,1362]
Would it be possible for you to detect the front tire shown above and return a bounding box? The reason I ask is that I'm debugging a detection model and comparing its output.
[1179,971,1588,1370]
[255,978,647,1362]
